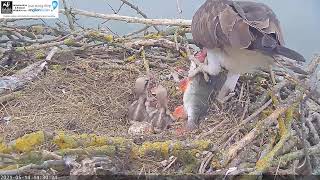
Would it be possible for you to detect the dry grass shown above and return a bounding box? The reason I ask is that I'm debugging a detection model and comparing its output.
[0,47,261,146]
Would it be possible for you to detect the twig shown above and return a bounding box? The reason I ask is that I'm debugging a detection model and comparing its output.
[162,156,177,172]
[0,91,21,104]
[296,94,313,174]
[196,119,228,139]
[0,160,65,175]
[199,152,214,173]
[271,144,320,167]
[119,0,160,32]
[223,89,303,166]
[140,46,150,75]
[124,25,151,37]
[61,0,75,31]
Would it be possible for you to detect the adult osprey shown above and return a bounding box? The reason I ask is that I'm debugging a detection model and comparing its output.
[190,0,306,102]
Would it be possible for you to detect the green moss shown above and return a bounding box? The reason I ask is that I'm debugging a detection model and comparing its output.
[139,141,171,158]
[17,151,44,165]
[126,55,136,62]
[35,51,46,59]
[87,31,113,42]
[57,145,116,157]
[51,64,63,72]
[0,142,11,153]
[63,38,77,46]
[30,25,44,34]
[144,33,163,39]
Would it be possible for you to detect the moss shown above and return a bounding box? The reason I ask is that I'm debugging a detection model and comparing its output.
[126,55,136,62]
[179,50,187,58]
[51,64,63,72]
[104,35,113,42]
[0,141,11,153]
[64,38,77,46]
[13,131,45,152]
[144,33,163,39]
[15,47,25,53]
[0,165,18,170]
[87,31,113,42]
[278,116,286,137]
[177,150,197,165]
[193,140,211,150]
[139,141,171,158]
[30,25,44,34]
[256,107,294,172]
[53,131,78,149]
[35,51,46,59]
[17,151,44,165]
[269,91,279,106]
[183,162,199,173]
[57,145,116,157]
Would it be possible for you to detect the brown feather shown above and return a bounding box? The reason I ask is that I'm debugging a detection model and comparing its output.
[191,0,285,49]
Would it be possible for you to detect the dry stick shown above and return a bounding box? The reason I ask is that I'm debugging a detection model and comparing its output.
[223,89,303,166]
[124,25,151,37]
[306,117,320,144]
[119,0,160,32]
[0,91,21,104]
[199,152,214,173]
[14,33,85,51]
[297,95,313,174]
[0,160,65,175]
[140,46,150,76]
[61,0,75,31]
[222,99,273,146]
[59,9,191,26]
[271,144,320,168]
[196,119,228,139]
[162,157,177,172]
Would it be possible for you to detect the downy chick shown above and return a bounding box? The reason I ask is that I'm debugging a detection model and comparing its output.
[150,85,173,133]
[128,76,149,123]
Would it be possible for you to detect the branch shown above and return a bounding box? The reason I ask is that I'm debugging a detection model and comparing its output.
[59,9,191,26]
[119,0,160,32]
[61,0,75,31]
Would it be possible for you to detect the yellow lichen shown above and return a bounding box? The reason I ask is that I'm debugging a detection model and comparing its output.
[126,55,136,62]
[87,31,113,42]
[53,131,78,149]
[256,107,294,172]
[51,64,63,72]
[139,141,170,158]
[13,131,45,152]
[53,133,130,150]
[35,51,46,59]
[278,116,286,137]
[57,145,116,157]
[64,38,76,46]
[104,35,113,42]
[179,50,187,58]
[0,141,11,153]
[193,140,211,150]
[0,165,18,170]
[144,33,163,39]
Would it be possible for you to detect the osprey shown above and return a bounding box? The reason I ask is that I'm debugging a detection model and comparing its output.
[190,0,306,102]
